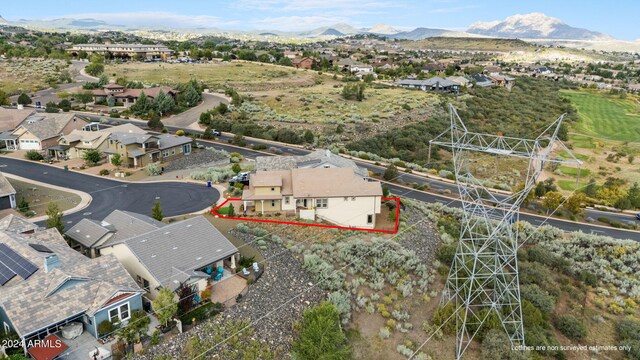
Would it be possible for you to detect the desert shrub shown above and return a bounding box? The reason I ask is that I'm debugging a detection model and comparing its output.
[190,166,235,182]
[291,302,350,360]
[521,300,546,328]
[146,162,161,176]
[525,325,562,358]
[99,169,110,176]
[25,150,43,161]
[616,318,640,341]
[327,290,351,324]
[521,284,556,314]
[433,302,457,335]
[303,254,345,291]
[554,315,586,340]
[379,327,391,339]
[481,329,530,360]
[436,243,457,265]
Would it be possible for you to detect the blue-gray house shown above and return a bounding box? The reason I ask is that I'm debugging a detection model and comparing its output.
[0,223,143,355]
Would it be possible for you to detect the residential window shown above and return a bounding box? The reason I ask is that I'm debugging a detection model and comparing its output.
[271,200,276,207]
[162,150,169,157]
[351,197,356,201]
[344,197,348,201]
[120,144,123,149]
[367,215,373,224]
[183,143,191,154]
[108,302,130,323]
[171,149,175,155]
[315,198,328,209]
[271,187,275,191]
[284,196,290,205]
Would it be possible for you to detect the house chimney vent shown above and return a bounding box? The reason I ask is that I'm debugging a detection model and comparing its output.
[44,254,60,273]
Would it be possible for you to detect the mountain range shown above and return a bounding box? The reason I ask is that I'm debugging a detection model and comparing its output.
[0,13,623,43]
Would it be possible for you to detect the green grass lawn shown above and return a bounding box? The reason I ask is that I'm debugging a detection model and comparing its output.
[559,166,591,177]
[558,179,590,191]
[559,150,590,161]
[561,90,640,142]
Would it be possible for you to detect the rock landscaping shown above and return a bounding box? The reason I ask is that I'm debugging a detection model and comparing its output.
[137,228,325,359]
[163,147,230,173]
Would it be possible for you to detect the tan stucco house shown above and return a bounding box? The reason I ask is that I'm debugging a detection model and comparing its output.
[52,123,145,160]
[242,167,382,229]
[103,126,193,168]
[7,113,88,151]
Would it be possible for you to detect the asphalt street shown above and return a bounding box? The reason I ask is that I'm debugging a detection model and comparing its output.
[70,115,640,240]
[0,157,219,227]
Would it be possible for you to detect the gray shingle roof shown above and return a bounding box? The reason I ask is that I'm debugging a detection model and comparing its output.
[256,149,368,178]
[0,172,16,197]
[0,214,39,234]
[18,113,84,140]
[109,132,154,145]
[96,210,164,248]
[395,77,460,87]
[0,228,141,337]
[108,216,238,291]
[157,134,191,150]
[65,218,113,247]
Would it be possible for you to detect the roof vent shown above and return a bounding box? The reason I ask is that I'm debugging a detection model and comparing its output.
[141,239,147,243]
[196,257,202,261]
[86,235,91,238]
[172,246,178,250]
[186,224,192,228]
[216,249,222,252]
[164,231,171,235]
[151,254,156,258]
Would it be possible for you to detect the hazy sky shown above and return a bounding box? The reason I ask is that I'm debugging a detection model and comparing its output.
[2,0,639,40]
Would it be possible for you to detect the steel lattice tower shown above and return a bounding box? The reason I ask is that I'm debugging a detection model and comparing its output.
[430,105,581,359]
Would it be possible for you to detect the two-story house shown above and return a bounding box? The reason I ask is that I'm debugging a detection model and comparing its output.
[7,113,89,151]
[242,167,382,229]
[104,127,193,168]
[52,123,145,161]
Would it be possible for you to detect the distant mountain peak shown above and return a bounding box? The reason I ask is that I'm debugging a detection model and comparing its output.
[367,23,400,35]
[468,12,613,40]
[0,15,8,25]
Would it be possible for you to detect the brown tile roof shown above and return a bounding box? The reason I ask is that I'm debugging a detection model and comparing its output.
[0,107,35,132]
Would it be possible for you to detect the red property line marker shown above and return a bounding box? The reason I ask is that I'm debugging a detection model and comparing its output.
[211,197,401,234]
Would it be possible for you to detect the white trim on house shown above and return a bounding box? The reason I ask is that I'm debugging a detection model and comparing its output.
[108,302,130,323]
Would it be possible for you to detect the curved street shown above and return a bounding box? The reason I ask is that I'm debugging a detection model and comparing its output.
[0,158,219,227]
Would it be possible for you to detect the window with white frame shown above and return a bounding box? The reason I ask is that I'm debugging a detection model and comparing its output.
[162,150,169,157]
[271,200,276,207]
[367,215,373,224]
[316,198,328,208]
[183,144,191,154]
[108,302,130,323]
[284,196,290,204]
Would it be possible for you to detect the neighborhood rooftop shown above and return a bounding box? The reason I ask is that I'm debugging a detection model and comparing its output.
[102,216,238,291]
[0,228,141,338]
[256,149,368,178]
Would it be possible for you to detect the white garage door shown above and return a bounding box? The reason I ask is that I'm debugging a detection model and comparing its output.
[19,139,40,150]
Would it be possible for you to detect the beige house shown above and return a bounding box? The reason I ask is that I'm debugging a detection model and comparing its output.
[242,167,382,229]
[103,126,193,168]
[7,113,88,151]
[99,216,239,302]
[52,123,145,160]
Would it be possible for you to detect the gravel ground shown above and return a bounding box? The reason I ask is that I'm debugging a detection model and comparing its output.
[137,230,325,359]
[398,205,442,263]
[163,148,229,173]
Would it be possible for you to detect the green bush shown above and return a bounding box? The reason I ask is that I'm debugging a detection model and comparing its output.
[99,169,110,176]
[25,150,43,161]
[179,302,223,325]
[436,243,457,265]
[554,315,586,340]
[98,320,114,336]
[521,284,556,314]
[616,318,640,341]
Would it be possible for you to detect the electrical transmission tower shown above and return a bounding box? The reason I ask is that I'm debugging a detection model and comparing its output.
[430,105,581,359]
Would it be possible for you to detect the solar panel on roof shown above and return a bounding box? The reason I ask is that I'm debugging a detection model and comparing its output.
[0,243,38,280]
[0,262,16,286]
[29,243,53,253]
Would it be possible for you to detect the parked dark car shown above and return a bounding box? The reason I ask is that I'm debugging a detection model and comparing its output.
[229,172,250,186]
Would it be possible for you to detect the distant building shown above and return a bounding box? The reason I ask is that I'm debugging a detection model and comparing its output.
[90,84,177,107]
[292,57,315,69]
[0,172,16,209]
[336,58,373,74]
[471,73,493,87]
[3,113,88,151]
[67,44,173,59]
[395,77,461,94]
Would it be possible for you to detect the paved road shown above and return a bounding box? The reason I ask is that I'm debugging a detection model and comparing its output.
[162,93,228,129]
[73,115,640,240]
[0,158,219,227]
